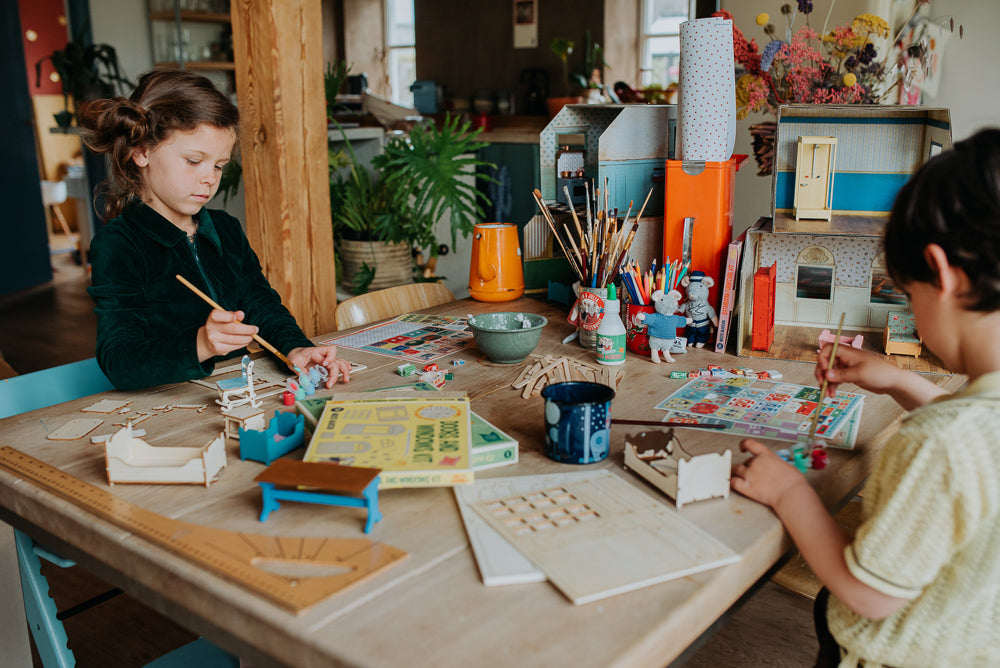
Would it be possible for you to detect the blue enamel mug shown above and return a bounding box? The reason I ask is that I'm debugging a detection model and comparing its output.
[541,382,615,464]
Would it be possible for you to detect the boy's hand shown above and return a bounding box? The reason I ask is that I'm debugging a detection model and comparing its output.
[815,343,902,398]
[197,309,257,361]
[731,439,809,509]
[287,345,352,388]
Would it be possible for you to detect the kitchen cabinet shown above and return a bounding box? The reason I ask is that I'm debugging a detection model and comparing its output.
[147,1,234,79]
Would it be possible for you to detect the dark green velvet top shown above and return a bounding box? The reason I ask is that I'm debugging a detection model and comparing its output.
[88,202,312,390]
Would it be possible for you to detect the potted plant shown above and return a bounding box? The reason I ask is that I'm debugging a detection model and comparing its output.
[547,36,583,117]
[331,115,494,294]
[35,25,133,128]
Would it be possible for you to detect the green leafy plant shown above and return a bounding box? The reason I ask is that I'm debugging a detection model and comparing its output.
[549,37,575,96]
[324,60,352,119]
[330,115,496,293]
[35,24,133,119]
[572,29,608,90]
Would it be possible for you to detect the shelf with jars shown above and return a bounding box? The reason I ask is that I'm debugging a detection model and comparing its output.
[148,1,234,74]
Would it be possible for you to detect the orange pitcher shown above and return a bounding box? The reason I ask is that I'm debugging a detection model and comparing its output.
[468,223,524,302]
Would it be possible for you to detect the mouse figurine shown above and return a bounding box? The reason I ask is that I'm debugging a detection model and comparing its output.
[634,289,690,363]
[680,271,718,348]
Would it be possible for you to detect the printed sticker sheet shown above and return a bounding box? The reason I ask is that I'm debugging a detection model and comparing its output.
[655,376,864,448]
[319,314,474,363]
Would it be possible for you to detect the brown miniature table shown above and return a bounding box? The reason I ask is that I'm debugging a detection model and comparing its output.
[0,297,964,667]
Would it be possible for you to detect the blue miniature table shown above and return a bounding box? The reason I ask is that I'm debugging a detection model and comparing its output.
[253,460,382,533]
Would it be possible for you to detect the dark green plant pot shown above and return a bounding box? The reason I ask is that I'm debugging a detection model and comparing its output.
[53,110,73,129]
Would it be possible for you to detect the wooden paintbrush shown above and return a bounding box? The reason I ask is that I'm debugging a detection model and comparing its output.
[807,312,846,442]
[175,274,296,370]
[532,190,585,281]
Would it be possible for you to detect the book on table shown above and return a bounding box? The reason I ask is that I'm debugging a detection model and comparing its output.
[302,392,475,488]
[298,391,517,472]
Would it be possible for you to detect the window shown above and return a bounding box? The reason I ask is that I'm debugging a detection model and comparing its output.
[640,0,691,87]
[795,246,835,300]
[870,255,907,305]
[385,0,416,107]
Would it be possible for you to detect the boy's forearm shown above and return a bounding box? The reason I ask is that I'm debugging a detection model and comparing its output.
[773,481,908,619]
[886,368,948,410]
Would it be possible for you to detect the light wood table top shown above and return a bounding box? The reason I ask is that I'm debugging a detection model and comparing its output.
[0,297,964,667]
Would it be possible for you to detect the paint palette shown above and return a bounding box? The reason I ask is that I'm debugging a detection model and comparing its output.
[654,376,864,448]
[320,314,474,363]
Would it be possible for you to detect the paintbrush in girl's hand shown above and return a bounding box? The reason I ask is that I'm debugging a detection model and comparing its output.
[175,274,297,370]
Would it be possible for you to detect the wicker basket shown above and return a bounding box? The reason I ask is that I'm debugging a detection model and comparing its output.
[339,239,413,292]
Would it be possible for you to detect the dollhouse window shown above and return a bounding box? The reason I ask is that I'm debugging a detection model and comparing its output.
[795,246,834,301]
[870,254,908,305]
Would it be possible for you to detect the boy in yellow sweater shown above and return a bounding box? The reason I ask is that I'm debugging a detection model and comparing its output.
[732,129,1000,667]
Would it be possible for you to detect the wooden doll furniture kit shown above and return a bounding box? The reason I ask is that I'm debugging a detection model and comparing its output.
[215,355,262,410]
[239,410,306,465]
[3,359,237,667]
[254,459,383,534]
[221,403,267,440]
[884,310,922,356]
[623,429,732,509]
[104,423,227,487]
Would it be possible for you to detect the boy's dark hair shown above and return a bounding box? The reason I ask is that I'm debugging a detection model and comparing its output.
[884,128,1000,311]
[78,69,240,220]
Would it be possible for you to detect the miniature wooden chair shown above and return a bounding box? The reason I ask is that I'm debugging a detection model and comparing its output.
[334,282,456,330]
[884,310,922,356]
[4,359,237,667]
[215,355,261,409]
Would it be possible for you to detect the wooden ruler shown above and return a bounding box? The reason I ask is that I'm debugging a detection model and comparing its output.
[0,447,408,614]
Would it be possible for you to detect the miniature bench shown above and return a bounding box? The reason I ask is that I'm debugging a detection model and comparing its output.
[884,310,922,356]
[254,459,382,533]
[818,329,863,351]
[239,411,305,465]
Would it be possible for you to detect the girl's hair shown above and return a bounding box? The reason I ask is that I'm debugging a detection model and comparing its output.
[884,128,1000,311]
[78,69,239,220]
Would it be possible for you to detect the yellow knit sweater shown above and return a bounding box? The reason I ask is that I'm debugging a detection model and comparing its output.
[828,371,1000,667]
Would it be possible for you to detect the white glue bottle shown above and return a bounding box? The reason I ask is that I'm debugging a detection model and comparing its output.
[596,283,626,365]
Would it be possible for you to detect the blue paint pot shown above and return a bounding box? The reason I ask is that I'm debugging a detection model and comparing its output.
[541,381,615,464]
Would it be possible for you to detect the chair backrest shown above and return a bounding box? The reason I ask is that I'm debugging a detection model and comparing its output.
[335,282,456,330]
[0,358,115,420]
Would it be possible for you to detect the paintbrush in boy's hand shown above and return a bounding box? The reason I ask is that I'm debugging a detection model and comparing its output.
[807,312,846,442]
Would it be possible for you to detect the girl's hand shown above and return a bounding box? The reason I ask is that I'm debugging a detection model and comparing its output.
[287,345,352,388]
[731,439,808,509]
[197,309,258,361]
[815,343,903,398]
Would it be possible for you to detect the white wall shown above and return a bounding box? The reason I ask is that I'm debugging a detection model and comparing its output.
[89,0,154,84]
[921,0,1000,140]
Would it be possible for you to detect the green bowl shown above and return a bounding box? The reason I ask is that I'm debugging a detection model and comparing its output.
[468,312,548,364]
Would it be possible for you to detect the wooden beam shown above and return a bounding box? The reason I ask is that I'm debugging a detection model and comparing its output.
[230,0,337,337]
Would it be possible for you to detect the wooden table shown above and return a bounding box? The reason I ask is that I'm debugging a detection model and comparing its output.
[0,297,963,667]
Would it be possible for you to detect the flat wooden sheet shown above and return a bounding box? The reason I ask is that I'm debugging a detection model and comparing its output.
[470,470,740,605]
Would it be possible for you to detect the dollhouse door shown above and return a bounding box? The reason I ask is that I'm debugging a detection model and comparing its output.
[793,137,837,221]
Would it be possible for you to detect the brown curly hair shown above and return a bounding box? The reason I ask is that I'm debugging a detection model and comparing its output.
[77,69,239,220]
[884,129,1000,312]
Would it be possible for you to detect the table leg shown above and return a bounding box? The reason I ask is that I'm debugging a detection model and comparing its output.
[1,522,34,667]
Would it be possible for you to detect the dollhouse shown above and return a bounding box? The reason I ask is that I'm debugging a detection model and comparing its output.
[736,105,953,361]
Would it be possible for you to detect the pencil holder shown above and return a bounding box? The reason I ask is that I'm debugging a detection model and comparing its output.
[572,283,608,350]
[625,303,656,355]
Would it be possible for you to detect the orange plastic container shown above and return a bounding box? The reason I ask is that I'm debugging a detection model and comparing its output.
[662,155,746,311]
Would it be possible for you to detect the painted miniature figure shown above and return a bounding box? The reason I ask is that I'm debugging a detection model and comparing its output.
[634,289,690,363]
[680,271,718,348]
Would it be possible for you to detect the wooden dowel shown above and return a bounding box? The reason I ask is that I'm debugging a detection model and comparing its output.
[175,274,295,369]
[808,312,846,441]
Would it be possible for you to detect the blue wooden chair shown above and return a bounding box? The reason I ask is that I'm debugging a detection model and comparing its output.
[3,358,238,667]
